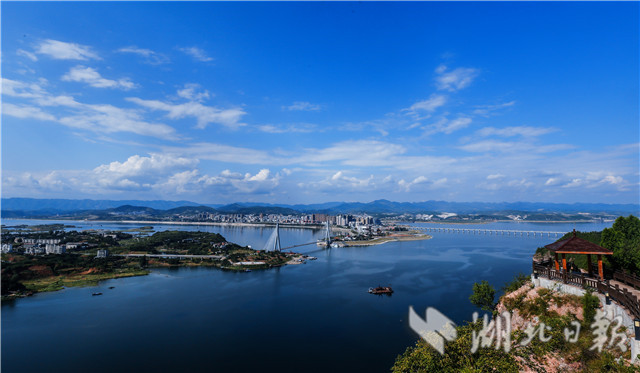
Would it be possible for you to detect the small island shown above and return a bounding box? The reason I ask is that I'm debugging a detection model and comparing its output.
[0,226,302,301]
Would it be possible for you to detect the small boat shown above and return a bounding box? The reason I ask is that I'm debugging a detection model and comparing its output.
[108,286,115,289]
[244,269,252,272]
[92,292,103,296]
[368,286,393,295]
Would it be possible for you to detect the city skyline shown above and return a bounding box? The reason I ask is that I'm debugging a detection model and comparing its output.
[2,2,638,205]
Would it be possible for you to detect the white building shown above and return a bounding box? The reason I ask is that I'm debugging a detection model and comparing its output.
[25,246,45,255]
[45,244,66,254]
[23,238,61,245]
[96,249,109,258]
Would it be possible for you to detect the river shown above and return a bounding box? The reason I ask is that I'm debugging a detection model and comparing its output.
[1,220,613,372]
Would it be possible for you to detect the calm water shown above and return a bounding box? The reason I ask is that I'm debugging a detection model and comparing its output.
[1,220,612,373]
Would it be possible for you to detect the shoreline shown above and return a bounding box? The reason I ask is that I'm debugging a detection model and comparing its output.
[3,218,353,234]
[343,234,432,247]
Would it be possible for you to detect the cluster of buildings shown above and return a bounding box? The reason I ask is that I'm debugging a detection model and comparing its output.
[174,212,379,228]
[3,237,91,256]
[24,243,66,255]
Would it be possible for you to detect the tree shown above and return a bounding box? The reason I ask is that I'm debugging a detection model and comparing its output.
[469,280,495,311]
[600,215,640,273]
[392,321,519,373]
[582,288,599,327]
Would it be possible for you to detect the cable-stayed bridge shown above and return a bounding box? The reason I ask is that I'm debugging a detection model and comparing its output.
[261,223,566,252]
[263,222,333,251]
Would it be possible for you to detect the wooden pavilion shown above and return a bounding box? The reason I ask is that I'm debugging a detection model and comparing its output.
[544,230,613,281]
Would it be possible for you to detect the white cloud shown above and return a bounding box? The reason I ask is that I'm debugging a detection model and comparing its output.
[435,65,479,91]
[487,174,505,180]
[35,39,99,60]
[2,78,176,140]
[2,103,57,121]
[177,83,210,102]
[459,140,573,153]
[117,46,169,64]
[599,175,624,185]
[2,78,48,99]
[179,47,214,62]
[127,97,246,129]
[301,171,375,192]
[562,179,583,188]
[423,116,472,135]
[161,168,281,195]
[545,178,559,186]
[407,94,447,113]
[164,142,281,165]
[17,49,38,61]
[473,101,516,116]
[302,140,407,167]
[507,178,533,188]
[476,126,557,138]
[3,161,283,197]
[398,175,429,191]
[62,66,137,90]
[94,153,198,178]
[283,101,322,111]
[257,123,317,134]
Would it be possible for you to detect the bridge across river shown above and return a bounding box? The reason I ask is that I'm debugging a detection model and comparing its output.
[410,226,567,238]
[118,253,224,260]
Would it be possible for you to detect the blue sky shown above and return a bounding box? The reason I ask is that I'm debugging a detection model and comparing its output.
[2,2,638,205]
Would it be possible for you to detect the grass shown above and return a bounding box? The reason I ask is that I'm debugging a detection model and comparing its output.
[22,268,149,293]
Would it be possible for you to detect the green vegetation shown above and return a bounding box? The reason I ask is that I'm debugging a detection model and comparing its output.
[535,230,610,271]
[393,275,638,372]
[2,228,296,300]
[392,321,520,373]
[581,288,599,327]
[533,215,640,275]
[469,280,495,311]
[1,254,148,299]
[601,215,640,274]
[120,230,228,255]
[501,272,530,294]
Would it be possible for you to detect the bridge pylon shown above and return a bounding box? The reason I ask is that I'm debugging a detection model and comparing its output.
[263,223,282,252]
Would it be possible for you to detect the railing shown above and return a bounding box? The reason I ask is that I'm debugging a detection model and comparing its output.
[533,262,640,319]
[613,270,640,290]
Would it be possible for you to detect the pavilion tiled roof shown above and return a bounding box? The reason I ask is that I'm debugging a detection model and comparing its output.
[545,234,613,255]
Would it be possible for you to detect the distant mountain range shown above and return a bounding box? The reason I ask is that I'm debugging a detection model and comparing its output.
[2,197,638,218]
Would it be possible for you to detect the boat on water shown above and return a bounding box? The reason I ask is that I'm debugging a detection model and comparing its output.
[368,286,393,295]
[92,292,103,296]
[244,269,252,272]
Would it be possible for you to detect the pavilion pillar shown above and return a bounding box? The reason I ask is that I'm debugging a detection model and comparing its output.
[562,254,567,271]
[554,253,560,271]
[587,254,592,276]
[597,254,604,281]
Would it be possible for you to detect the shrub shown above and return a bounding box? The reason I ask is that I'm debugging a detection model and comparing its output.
[582,288,599,326]
[469,280,495,311]
[502,272,530,294]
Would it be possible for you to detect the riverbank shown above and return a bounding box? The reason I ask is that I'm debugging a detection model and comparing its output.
[2,266,150,301]
[344,233,431,247]
[3,218,354,235]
